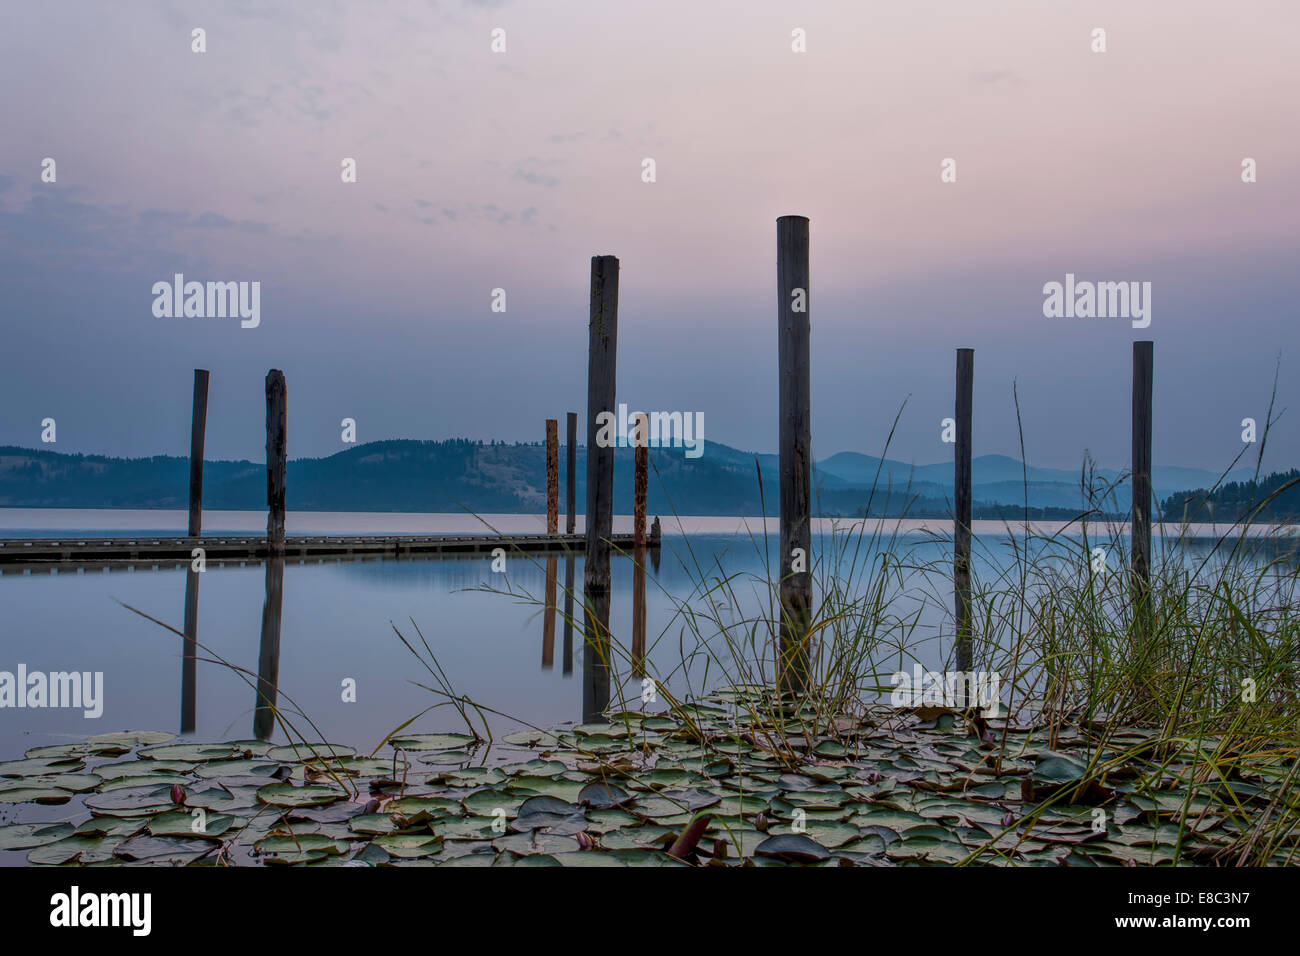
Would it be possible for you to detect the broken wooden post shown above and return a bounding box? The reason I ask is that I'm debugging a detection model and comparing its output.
[777,215,811,693]
[187,369,209,537]
[954,348,974,679]
[583,255,619,721]
[265,370,287,555]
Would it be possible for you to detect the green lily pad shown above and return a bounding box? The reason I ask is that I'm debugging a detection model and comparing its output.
[754,833,830,863]
[0,822,75,850]
[257,783,345,807]
[387,733,478,751]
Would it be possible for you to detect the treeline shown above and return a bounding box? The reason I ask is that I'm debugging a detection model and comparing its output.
[1161,469,1300,524]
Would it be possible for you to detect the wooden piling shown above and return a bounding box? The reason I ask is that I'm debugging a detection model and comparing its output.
[777,216,811,692]
[543,415,560,669]
[265,370,287,554]
[583,255,618,722]
[584,256,619,592]
[566,412,577,535]
[1132,340,1153,643]
[633,413,648,674]
[187,369,209,537]
[954,348,974,678]
[546,419,559,534]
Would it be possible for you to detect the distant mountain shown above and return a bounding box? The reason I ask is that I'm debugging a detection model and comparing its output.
[0,440,1259,520]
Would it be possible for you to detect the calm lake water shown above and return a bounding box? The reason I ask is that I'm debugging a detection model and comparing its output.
[0,509,1292,762]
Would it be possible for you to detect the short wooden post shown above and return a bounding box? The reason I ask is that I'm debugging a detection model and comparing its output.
[566,412,577,535]
[777,216,811,693]
[1132,340,1154,645]
[187,369,209,537]
[954,348,974,680]
[583,255,618,721]
[265,370,287,554]
[546,419,559,535]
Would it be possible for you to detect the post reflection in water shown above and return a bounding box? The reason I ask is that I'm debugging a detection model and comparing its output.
[180,567,200,734]
[542,556,557,669]
[581,588,611,723]
[632,552,647,678]
[254,557,285,741]
[562,554,575,676]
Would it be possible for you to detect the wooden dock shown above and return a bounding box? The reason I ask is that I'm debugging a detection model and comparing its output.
[0,531,655,571]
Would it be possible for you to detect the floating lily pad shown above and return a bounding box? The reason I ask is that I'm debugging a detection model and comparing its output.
[754,833,830,863]
[0,822,75,850]
[387,733,477,751]
[148,810,235,839]
[257,783,345,807]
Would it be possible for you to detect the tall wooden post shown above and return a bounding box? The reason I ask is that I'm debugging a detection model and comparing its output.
[543,419,559,668]
[954,348,974,680]
[566,412,577,535]
[1132,340,1154,646]
[632,413,649,674]
[265,370,287,555]
[182,368,209,733]
[583,255,618,721]
[187,369,209,537]
[777,216,811,693]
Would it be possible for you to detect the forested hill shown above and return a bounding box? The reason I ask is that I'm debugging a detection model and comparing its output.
[2,440,1278,521]
[1161,469,1300,524]
[0,440,1091,519]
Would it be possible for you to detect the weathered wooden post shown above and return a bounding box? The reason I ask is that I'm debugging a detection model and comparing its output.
[954,348,974,682]
[777,216,811,693]
[265,370,287,555]
[583,255,618,721]
[1132,340,1154,646]
[566,412,577,535]
[632,413,649,674]
[187,369,209,537]
[565,412,577,674]
[546,419,559,535]
[182,368,209,733]
[543,419,559,667]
